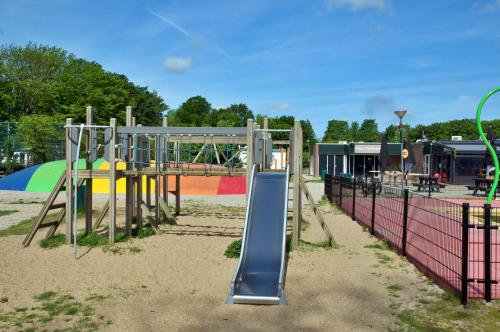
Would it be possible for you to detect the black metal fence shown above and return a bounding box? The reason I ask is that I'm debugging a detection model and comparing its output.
[325,174,499,304]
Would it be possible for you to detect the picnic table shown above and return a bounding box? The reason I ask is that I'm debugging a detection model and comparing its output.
[412,175,446,192]
[466,178,497,196]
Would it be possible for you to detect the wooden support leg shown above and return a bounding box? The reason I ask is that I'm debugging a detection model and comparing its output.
[84,179,92,234]
[155,174,160,225]
[146,175,151,208]
[109,118,117,245]
[175,174,180,216]
[65,118,73,245]
[136,173,143,228]
[125,176,133,236]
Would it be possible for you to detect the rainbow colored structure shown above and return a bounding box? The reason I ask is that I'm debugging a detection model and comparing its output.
[0,159,246,195]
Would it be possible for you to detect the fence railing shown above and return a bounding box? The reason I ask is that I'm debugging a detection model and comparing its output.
[325,174,499,304]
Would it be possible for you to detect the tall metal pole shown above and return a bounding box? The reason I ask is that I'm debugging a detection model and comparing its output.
[400,119,404,186]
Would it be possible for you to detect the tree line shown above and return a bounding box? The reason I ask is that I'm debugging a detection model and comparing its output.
[0,43,316,166]
[322,118,500,143]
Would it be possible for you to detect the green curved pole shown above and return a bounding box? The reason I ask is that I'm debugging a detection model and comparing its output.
[476,87,500,204]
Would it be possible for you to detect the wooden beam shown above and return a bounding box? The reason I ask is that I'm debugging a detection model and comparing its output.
[292,120,301,249]
[109,118,117,245]
[246,119,254,197]
[299,176,336,246]
[125,106,133,236]
[93,200,109,230]
[85,106,93,235]
[65,118,73,245]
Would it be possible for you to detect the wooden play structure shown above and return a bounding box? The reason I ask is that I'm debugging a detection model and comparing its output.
[23,106,334,254]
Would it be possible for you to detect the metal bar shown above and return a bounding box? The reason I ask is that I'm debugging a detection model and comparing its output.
[352,178,356,221]
[371,181,376,235]
[254,129,292,132]
[484,203,492,302]
[461,203,469,305]
[64,124,111,129]
[401,188,409,256]
[116,126,247,136]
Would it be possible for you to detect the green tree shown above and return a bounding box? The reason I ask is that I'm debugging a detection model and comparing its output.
[169,96,212,126]
[349,121,360,141]
[322,120,349,142]
[17,114,62,163]
[214,103,254,127]
[0,43,168,125]
[358,119,380,142]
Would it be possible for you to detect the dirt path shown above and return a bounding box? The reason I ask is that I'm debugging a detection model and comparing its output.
[0,199,440,331]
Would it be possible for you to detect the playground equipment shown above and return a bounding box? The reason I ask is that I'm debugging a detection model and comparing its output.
[21,105,335,304]
[476,87,500,204]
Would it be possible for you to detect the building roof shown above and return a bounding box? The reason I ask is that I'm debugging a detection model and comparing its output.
[435,140,496,155]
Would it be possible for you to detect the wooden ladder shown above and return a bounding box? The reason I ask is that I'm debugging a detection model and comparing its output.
[22,172,84,247]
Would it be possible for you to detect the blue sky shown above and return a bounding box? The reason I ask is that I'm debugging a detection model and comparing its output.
[1,0,500,138]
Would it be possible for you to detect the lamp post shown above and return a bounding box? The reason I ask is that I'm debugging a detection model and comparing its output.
[394,109,408,186]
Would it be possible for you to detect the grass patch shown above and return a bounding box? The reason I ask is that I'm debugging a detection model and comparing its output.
[137,226,155,239]
[374,251,393,265]
[39,234,66,249]
[224,239,242,258]
[393,292,500,331]
[0,210,18,217]
[365,239,390,251]
[0,291,111,331]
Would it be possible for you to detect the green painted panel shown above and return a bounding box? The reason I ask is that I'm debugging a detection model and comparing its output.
[25,159,105,193]
[318,144,347,155]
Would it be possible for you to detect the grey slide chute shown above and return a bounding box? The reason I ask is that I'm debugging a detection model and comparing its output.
[226,165,290,305]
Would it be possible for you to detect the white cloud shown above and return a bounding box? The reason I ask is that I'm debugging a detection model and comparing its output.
[164,57,192,73]
[266,102,290,110]
[325,0,389,12]
[477,0,500,13]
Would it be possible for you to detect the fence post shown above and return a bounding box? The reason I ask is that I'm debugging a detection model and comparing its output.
[352,178,356,221]
[484,203,492,302]
[401,188,409,256]
[339,177,343,207]
[370,181,376,235]
[461,203,469,306]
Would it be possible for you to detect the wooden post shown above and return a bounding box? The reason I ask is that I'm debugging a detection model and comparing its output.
[292,120,302,249]
[84,106,93,235]
[136,130,143,229]
[155,135,160,225]
[263,117,268,168]
[146,175,152,208]
[162,117,168,220]
[125,106,133,236]
[246,119,254,196]
[109,118,117,244]
[65,118,73,244]
[175,174,180,215]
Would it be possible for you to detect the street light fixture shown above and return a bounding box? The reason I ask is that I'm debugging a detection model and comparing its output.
[394,109,408,186]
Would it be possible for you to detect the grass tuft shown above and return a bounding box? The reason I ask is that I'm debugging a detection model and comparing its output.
[0,210,19,217]
[224,239,242,258]
[39,234,66,249]
[137,226,155,239]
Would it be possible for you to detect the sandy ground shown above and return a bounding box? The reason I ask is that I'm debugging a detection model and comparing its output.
[0,183,439,331]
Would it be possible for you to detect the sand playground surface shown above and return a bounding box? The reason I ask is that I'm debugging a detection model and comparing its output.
[0,191,449,331]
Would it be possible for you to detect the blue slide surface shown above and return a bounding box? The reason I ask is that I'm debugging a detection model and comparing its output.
[226,167,289,305]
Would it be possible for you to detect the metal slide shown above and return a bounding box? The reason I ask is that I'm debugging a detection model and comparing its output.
[226,165,290,305]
